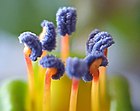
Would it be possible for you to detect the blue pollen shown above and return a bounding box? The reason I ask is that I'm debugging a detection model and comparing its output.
[82,71,93,82]
[66,57,88,79]
[40,20,56,52]
[39,55,65,80]
[18,32,42,61]
[85,52,108,67]
[56,7,77,36]
[86,30,114,55]
[82,52,108,82]
[92,31,114,52]
[86,29,101,55]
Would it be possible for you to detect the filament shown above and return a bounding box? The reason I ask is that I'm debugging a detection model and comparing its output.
[99,49,108,110]
[24,47,35,111]
[43,68,57,111]
[91,79,100,111]
[61,34,69,61]
[69,78,79,111]
[90,59,102,111]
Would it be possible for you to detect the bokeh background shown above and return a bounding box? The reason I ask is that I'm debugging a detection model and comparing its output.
[0,0,140,111]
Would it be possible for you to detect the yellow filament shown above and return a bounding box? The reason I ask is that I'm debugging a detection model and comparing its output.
[35,26,47,111]
[61,34,69,61]
[91,80,100,111]
[99,67,106,98]
[36,51,47,111]
[99,67,107,110]
[69,78,79,111]
[43,68,57,111]
[99,49,108,111]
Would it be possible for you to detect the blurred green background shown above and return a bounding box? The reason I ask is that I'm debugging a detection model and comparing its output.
[0,0,140,111]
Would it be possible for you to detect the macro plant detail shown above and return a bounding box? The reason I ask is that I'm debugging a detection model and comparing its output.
[18,6,115,111]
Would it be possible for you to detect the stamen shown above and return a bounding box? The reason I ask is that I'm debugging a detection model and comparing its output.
[82,53,105,111]
[37,20,57,111]
[18,32,42,61]
[90,58,102,111]
[56,7,77,61]
[18,31,42,110]
[66,57,88,111]
[85,29,114,111]
[93,31,114,110]
[39,55,65,111]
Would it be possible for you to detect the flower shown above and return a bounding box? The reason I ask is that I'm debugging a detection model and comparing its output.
[84,29,114,82]
[17,6,115,111]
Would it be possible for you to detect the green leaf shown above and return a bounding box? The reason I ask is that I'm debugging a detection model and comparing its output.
[0,80,27,111]
[109,75,133,111]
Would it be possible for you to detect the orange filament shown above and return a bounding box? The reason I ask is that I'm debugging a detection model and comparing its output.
[24,47,35,111]
[61,34,69,61]
[69,78,79,111]
[24,46,31,57]
[90,58,102,111]
[43,68,57,111]
[90,58,102,81]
